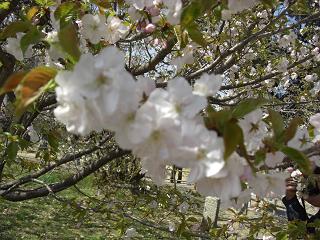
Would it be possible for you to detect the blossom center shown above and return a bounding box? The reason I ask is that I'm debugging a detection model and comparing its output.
[196,148,207,160]
[249,122,259,133]
[175,104,182,113]
[151,130,161,141]
[96,74,109,86]
[126,112,135,122]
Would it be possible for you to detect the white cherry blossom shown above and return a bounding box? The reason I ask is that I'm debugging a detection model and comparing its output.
[195,153,245,205]
[228,0,258,13]
[193,73,223,97]
[126,0,155,10]
[248,172,288,198]
[168,222,176,232]
[265,151,285,168]
[310,113,320,129]
[124,227,137,239]
[27,125,40,143]
[231,189,252,209]
[54,46,137,135]
[46,31,65,60]
[288,127,312,151]
[105,16,129,44]
[277,58,289,72]
[239,109,268,153]
[171,44,195,71]
[81,14,106,44]
[130,92,182,162]
[54,82,104,135]
[162,0,183,25]
[173,120,225,182]
[305,74,317,82]
[136,76,156,98]
[166,77,207,119]
[5,33,32,61]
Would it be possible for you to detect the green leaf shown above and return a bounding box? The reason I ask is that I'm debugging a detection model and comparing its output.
[54,2,77,21]
[0,2,10,10]
[58,23,81,62]
[176,220,186,237]
[281,146,311,175]
[20,27,43,54]
[92,0,112,8]
[180,2,202,27]
[205,109,232,134]
[47,133,59,152]
[0,21,32,39]
[268,109,284,139]
[290,0,309,14]
[223,121,243,159]
[180,0,217,27]
[187,23,207,47]
[308,125,315,139]
[232,98,268,118]
[261,0,277,7]
[284,117,303,144]
[254,149,266,166]
[187,217,198,222]
[18,138,30,150]
[7,142,19,161]
[35,0,56,7]
[213,4,222,21]
[174,26,189,49]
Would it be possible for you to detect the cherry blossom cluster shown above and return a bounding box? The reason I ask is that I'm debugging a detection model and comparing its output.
[53,45,266,207]
[53,45,295,207]
[126,0,182,27]
[81,14,129,44]
[54,46,225,184]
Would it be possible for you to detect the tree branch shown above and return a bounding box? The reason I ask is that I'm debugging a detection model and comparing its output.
[185,10,319,81]
[1,149,129,201]
[0,134,113,191]
[129,37,177,76]
[221,54,314,90]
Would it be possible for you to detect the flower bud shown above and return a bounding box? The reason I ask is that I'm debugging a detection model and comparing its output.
[147,6,160,16]
[144,23,156,33]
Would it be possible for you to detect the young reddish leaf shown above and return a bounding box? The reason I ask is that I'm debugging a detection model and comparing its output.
[16,66,57,110]
[0,71,27,95]
[223,121,243,159]
[58,23,81,62]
